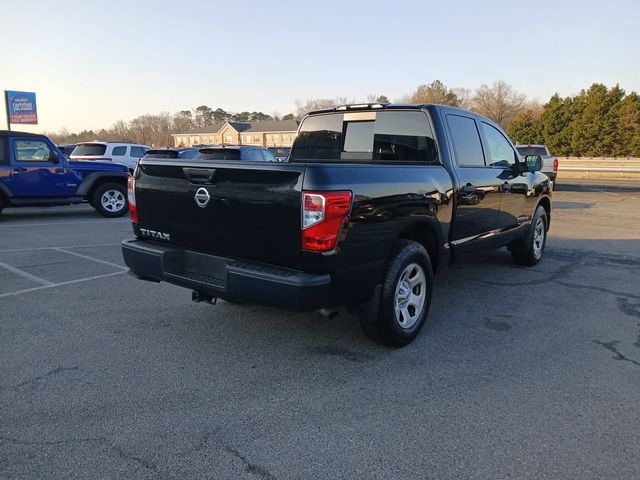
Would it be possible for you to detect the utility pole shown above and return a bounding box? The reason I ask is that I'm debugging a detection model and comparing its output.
[4,91,11,131]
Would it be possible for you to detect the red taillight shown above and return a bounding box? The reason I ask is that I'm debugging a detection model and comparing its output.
[128,176,138,223]
[553,158,558,172]
[302,191,352,252]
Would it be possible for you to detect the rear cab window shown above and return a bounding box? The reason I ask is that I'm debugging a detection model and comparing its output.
[144,150,180,159]
[72,143,107,156]
[516,146,549,156]
[290,110,439,164]
[197,148,241,161]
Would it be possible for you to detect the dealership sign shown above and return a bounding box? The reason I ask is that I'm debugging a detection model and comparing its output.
[5,91,38,124]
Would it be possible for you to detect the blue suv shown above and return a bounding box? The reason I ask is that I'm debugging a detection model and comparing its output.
[0,131,130,217]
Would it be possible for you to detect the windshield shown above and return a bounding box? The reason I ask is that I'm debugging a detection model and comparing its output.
[290,110,439,164]
[72,143,107,156]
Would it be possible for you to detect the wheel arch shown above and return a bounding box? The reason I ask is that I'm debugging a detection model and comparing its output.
[79,173,128,201]
[397,220,444,272]
[537,195,551,230]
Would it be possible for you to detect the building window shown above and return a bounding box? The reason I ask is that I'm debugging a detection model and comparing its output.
[245,135,252,143]
[283,135,290,142]
[225,134,233,143]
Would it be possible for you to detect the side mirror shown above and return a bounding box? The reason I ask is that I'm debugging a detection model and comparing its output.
[49,150,60,164]
[524,155,542,173]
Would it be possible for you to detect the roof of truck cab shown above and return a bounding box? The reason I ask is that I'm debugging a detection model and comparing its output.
[0,130,46,138]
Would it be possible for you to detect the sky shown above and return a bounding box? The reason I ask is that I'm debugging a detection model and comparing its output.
[2,0,639,132]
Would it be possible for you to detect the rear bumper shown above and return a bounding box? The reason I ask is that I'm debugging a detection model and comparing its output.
[121,238,331,311]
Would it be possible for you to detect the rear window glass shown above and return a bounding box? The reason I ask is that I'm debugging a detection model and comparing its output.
[290,111,438,163]
[72,144,107,156]
[196,148,241,161]
[143,150,180,159]
[178,149,198,159]
[516,146,548,156]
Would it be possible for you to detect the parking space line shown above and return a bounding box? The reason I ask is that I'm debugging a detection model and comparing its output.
[53,248,127,271]
[0,260,53,286]
[0,243,121,253]
[0,271,127,298]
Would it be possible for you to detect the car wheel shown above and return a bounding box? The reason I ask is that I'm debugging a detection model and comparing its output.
[92,183,128,218]
[0,196,5,216]
[360,240,433,347]
[511,205,548,266]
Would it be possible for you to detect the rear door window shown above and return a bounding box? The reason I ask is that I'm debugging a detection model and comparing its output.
[112,146,127,156]
[72,143,107,156]
[446,115,486,167]
[291,110,438,163]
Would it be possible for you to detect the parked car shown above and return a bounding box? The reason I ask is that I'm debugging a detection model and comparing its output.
[70,141,150,172]
[0,131,130,217]
[267,147,291,162]
[56,144,77,157]
[516,144,558,182]
[142,148,199,160]
[122,104,552,346]
[196,145,277,162]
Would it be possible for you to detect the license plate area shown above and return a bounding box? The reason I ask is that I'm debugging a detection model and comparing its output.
[162,249,227,288]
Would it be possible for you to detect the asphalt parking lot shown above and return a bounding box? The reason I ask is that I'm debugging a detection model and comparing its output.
[1,182,639,479]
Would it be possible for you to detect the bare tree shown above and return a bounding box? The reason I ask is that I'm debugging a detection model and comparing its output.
[451,88,473,110]
[472,81,527,128]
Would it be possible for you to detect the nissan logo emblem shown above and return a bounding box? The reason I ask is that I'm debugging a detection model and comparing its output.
[194,187,211,208]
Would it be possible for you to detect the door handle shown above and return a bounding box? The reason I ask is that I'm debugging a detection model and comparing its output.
[461,183,476,193]
[183,167,216,184]
[13,167,27,173]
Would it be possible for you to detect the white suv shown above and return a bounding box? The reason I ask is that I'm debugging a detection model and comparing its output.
[70,142,150,172]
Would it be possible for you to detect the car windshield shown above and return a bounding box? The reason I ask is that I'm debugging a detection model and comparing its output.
[516,146,548,156]
[196,148,241,160]
[72,143,107,156]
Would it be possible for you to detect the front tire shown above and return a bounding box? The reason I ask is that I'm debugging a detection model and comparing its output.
[92,183,128,218]
[511,205,548,266]
[360,240,433,347]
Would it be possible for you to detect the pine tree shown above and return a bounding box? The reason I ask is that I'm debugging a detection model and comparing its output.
[508,110,543,145]
[540,94,574,155]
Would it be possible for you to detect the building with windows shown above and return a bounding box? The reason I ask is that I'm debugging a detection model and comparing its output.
[172,120,299,148]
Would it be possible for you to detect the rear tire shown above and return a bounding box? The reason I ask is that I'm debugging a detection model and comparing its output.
[360,240,433,347]
[511,205,547,266]
[0,195,5,216]
[92,183,128,218]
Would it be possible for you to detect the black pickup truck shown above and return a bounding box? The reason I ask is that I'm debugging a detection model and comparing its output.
[122,104,552,346]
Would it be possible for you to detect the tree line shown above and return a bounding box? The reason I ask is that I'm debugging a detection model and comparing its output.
[46,81,639,156]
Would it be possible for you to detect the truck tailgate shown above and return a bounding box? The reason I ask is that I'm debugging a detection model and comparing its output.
[134,160,306,268]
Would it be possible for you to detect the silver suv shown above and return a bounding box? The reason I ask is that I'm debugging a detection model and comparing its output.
[70,142,150,172]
